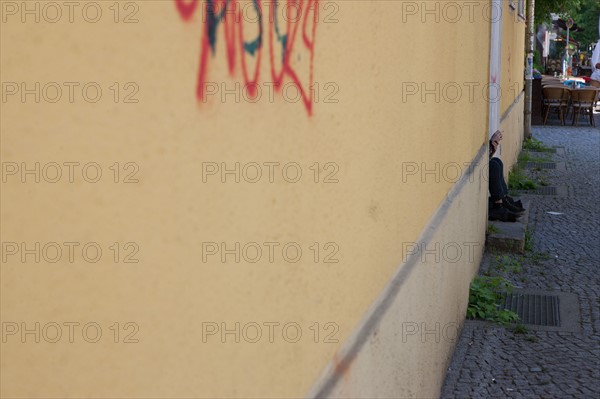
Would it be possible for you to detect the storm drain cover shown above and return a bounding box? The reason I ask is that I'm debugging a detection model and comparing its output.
[525,162,557,170]
[526,146,561,155]
[516,187,563,196]
[501,293,560,326]
[534,186,557,195]
[497,289,580,332]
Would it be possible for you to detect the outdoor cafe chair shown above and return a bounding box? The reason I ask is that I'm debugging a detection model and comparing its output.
[570,88,598,127]
[542,85,569,116]
[542,86,570,125]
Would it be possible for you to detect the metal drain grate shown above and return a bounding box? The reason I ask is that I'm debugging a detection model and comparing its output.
[532,186,557,195]
[517,186,567,197]
[501,293,561,327]
[525,162,557,170]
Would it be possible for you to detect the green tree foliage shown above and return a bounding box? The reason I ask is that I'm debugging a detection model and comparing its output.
[571,0,600,49]
[536,0,600,49]
[535,0,582,25]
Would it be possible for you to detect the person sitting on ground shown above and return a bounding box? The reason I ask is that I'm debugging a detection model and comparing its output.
[488,130,525,222]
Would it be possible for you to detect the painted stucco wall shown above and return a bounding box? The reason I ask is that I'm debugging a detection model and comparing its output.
[1,1,506,398]
[308,148,488,398]
[499,0,527,169]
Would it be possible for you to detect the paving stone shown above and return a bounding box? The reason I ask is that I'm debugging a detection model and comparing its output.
[440,117,600,398]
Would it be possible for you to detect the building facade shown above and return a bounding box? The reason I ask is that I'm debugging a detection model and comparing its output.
[1,1,525,397]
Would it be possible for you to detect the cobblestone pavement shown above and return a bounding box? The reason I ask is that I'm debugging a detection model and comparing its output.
[440,115,600,398]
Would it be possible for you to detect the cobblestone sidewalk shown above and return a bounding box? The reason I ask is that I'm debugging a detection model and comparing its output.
[440,117,600,398]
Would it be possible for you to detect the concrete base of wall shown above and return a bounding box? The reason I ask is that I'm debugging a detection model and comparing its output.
[487,200,531,254]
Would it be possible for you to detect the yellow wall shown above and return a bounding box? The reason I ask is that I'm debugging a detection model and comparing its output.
[1,1,497,397]
[499,94,525,176]
[310,152,489,398]
[499,0,527,169]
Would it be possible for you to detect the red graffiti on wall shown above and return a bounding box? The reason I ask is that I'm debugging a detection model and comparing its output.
[175,0,319,115]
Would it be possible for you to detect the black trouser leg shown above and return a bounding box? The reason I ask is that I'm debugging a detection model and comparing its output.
[489,157,507,203]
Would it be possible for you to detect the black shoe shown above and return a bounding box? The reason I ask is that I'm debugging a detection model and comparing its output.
[489,206,519,222]
[502,198,525,214]
[505,196,524,210]
[490,200,524,213]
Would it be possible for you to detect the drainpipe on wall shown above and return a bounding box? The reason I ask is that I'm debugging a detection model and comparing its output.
[524,0,535,140]
[489,0,502,141]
